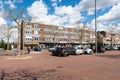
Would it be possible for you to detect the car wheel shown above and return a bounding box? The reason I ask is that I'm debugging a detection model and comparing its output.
[80,53,83,55]
[89,51,93,54]
[67,54,69,56]
[85,51,87,54]
[74,52,76,55]
[58,53,61,56]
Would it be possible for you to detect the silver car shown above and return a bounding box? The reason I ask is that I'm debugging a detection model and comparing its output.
[75,47,84,55]
[83,48,93,54]
[73,46,84,55]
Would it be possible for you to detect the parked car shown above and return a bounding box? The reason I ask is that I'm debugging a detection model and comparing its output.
[48,47,56,52]
[0,48,4,51]
[83,47,93,54]
[51,47,69,56]
[66,47,76,55]
[111,46,118,50]
[118,46,120,50]
[97,46,106,53]
[73,46,84,55]
[64,47,83,55]
[105,45,118,50]
[105,46,111,50]
[34,46,41,51]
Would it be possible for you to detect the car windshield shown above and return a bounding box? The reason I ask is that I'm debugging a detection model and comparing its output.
[77,47,83,49]
[83,47,89,50]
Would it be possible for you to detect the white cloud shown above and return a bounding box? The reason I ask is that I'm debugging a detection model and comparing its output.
[55,5,82,26]
[97,3,120,22]
[4,0,15,9]
[86,0,120,31]
[87,10,94,15]
[27,0,120,31]
[90,2,120,31]
[27,0,82,27]
[0,10,6,25]
[27,0,48,18]
[59,0,62,2]
[0,17,6,25]
[77,0,120,11]
[90,20,108,31]
[55,6,74,15]
[27,0,55,25]
[50,0,61,3]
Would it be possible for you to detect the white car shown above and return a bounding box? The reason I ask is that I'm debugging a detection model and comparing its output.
[48,47,56,52]
[83,48,93,54]
[74,46,84,55]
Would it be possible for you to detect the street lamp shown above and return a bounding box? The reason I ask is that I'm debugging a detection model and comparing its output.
[95,0,97,53]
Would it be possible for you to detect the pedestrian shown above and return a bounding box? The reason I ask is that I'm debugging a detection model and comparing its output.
[27,47,30,54]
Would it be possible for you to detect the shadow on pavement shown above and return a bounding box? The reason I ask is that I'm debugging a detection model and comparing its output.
[0,68,64,80]
[95,53,120,59]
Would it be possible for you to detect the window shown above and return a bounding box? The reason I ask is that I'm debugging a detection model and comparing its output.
[34,30,38,34]
[34,24,39,28]
[40,29,44,31]
[26,30,32,34]
[46,26,49,29]
[25,38,32,41]
[35,37,39,41]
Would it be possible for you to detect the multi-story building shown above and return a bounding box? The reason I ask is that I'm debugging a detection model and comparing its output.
[21,21,96,49]
[104,32,120,45]
[20,21,120,49]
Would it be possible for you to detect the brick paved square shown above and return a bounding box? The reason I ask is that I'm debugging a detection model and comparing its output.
[0,50,120,80]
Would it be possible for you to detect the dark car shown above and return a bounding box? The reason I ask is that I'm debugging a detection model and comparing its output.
[51,47,69,56]
[97,46,106,53]
[34,46,41,51]
[66,47,77,55]
[118,46,120,50]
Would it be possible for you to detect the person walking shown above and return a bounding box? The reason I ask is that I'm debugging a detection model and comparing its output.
[27,47,30,54]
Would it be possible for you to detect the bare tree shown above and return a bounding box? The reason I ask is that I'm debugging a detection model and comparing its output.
[51,25,57,47]
[108,26,117,47]
[76,22,88,46]
[4,8,24,56]
[97,31,106,45]
[0,24,13,50]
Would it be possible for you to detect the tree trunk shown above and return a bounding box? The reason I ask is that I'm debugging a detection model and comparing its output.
[17,24,21,56]
[7,38,10,50]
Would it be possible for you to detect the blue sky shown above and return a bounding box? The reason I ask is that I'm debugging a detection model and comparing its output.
[0,0,120,31]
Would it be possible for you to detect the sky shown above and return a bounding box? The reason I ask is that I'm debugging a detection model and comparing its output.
[0,0,120,32]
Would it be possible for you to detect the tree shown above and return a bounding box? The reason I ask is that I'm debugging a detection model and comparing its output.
[4,8,24,56]
[0,24,13,50]
[51,25,57,47]
[108,26,117,47]
[97,31,106,45]
[0,39,5,48]
[76,22,88,46]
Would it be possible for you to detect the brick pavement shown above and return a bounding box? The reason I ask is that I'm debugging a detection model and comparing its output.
[0,50,120,80]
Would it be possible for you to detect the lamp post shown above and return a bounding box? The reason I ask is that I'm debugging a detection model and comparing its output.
[95,0,97,53]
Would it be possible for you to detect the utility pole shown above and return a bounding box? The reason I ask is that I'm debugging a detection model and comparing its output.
[95,0,97,53]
